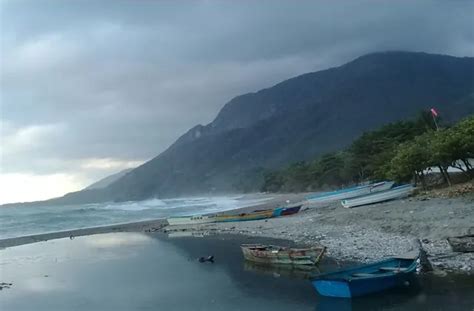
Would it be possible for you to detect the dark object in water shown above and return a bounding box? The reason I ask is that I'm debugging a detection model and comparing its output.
[241,244,325,265]
[447,235,474,253]
[198,255,214,263]
[311,257,418,298]
[0,282,13,290]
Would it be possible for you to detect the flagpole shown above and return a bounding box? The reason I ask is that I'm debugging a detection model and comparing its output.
[432,113,439,131]
[430,108,439,131]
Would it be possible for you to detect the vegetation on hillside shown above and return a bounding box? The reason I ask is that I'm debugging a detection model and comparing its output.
[261,113,474,192]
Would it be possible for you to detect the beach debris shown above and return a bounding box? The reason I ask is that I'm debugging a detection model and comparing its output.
[198,255,214,263]
[0,282,12,290]
[447,235,474,253]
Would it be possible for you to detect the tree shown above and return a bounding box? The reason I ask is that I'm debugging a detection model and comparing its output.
[386,133,433,187]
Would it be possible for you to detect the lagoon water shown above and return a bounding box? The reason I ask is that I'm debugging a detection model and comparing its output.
[0,196,272,239]
[1,233,473,311]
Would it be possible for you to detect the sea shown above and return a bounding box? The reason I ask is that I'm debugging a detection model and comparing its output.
[0,195,273,240]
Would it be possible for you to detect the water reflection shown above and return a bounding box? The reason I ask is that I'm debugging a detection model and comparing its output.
[0,232,473,311]
[243,260,320,280]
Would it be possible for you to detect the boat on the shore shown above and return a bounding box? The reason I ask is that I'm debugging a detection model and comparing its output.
[241,244,326,265]
[166,215,216,226]
[272,204,302,217]
[311,257,418,298]
[215,210,274,222]
[306,181,394,204]
[447,235,474,252]
[340,184,414,208]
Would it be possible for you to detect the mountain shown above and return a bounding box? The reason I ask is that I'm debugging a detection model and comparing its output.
[7,51,473,207]
[105,51,473,201]
[85,168,134,190]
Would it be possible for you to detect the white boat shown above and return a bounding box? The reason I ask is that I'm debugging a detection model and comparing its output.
[306,181,394,204]
[166,215,216,226]
[341,184,414,208]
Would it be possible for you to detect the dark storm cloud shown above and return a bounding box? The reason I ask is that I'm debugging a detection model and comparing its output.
[1,0,473,184]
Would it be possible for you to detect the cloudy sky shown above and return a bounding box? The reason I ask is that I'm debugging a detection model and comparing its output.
[1,0,473,204]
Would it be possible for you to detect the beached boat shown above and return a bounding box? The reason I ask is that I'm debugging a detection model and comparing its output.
[272,204,302,217]
[215,210,274,222]
[447,235,474,252]
[241,244,326,265]
[340,184,414,208]
[166,215,216,226]
[311,257,418,298]
[306,181,394,204]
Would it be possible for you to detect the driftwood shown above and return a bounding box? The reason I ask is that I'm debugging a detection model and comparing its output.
[447,235,474,253]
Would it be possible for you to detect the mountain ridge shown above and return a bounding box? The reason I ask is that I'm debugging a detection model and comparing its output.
[4,51,473,206]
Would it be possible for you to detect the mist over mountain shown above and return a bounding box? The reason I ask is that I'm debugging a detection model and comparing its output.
[7,51,473,206]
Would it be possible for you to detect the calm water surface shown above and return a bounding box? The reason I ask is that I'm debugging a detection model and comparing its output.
[0,233,473,311]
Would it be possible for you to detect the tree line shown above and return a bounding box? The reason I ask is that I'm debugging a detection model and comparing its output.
[261,113,473,192]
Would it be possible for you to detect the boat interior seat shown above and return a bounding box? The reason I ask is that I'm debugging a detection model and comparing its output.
[351,273,375,277]
[379,267,408,272]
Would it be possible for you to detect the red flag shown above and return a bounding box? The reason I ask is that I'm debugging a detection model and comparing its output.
[430,108,438,117]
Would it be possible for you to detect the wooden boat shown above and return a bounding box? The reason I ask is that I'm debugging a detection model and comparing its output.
[311,257,418,298]
[306,181,394,204]
[215,209,274,222]
[272,204,302,217]
[241,244,326,265]
[341,184,414,208]
[447,235,474,252]
[166,215,216,226]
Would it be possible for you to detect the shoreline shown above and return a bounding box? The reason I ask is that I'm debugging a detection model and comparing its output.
[1,189,473,274]
[0,193,305,249]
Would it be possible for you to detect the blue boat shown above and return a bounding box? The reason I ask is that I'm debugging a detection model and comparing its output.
[272,204,302,217]
[311,257,418,298]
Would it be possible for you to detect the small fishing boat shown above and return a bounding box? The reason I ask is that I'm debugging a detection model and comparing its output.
[306,181,394,204]
[447,235,474,252]
[341,184,414,208]
[166,215,216,226]
[241,244,326,265]
[215,209,274,222]
[311,257,418,298]
[272,204,302,217]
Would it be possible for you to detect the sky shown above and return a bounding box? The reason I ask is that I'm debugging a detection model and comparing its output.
[1,0,473,204]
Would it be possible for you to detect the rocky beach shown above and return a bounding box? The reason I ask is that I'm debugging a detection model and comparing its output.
[164,183,474,274]
[1,184,473,275]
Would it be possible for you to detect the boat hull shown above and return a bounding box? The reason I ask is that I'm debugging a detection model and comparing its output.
[215,210,274,222]
[341,184,414,208]
[166,215,216,226]
[272,205,302,217]
[306,181,394,204]
[241,244,325,265]
[311,257,417,298]
[313,272,414,298]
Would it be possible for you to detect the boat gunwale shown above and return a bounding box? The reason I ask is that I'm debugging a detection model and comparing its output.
[312,257,417,282]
